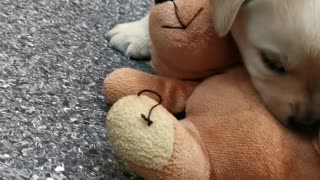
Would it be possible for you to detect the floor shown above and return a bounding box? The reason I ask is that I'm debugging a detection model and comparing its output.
[0,0,152,179]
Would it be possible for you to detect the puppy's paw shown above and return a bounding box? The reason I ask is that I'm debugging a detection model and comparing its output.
[105,16,150,60]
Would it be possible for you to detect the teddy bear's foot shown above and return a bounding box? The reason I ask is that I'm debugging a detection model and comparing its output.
[105,15,150,60]
[107,95,210,180]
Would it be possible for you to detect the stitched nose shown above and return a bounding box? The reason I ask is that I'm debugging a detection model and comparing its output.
[155,0,170,4]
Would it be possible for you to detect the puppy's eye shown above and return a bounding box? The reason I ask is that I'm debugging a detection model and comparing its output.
[261,52,286,75]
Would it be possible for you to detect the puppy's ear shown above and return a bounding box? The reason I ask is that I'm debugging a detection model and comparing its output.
[210,0,246,36]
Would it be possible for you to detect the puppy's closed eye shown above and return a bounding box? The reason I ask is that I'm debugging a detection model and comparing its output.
[261,52,286,75]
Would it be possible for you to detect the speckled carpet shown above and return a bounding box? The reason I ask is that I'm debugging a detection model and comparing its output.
[0,0,152,179]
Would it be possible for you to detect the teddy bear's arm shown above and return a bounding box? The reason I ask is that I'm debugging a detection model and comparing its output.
[104,68,198,114]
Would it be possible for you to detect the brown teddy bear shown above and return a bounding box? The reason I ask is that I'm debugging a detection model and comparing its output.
[149,0,240,80]
[105,68,320,180]
[104,0,320,179]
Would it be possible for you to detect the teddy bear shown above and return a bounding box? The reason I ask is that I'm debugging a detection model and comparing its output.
[104,0,320,179]
[105,68,320,180]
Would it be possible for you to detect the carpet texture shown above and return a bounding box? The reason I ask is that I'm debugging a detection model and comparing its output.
[0,0,152,179]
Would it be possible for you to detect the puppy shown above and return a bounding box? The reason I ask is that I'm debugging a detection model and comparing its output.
[106,0,320,130]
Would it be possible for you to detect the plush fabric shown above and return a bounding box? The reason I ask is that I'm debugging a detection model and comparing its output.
[105,68,320,180]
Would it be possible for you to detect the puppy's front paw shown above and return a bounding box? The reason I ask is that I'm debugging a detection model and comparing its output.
[105,16,150,60]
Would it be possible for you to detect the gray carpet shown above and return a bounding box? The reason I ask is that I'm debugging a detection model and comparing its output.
[0,0,153,179]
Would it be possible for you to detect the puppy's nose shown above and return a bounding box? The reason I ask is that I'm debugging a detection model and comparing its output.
[287,116,319,132]
[155,0,170,4]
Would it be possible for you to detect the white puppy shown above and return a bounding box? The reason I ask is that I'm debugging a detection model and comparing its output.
[106,0,320,130]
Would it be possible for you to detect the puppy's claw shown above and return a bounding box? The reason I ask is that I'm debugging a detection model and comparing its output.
[105,30,115,42]
[126,40,150,59]
[109,33,131,54]
[105,16,150,60]
[105,24,122,41]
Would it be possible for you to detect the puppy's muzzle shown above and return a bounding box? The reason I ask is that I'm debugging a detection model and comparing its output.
[288,115,320,132]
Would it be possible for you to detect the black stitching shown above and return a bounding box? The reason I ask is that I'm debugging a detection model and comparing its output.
[162,0,203,30]
[138,90,163,126]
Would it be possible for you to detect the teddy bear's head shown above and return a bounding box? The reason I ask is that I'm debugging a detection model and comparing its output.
[149,0,241,80]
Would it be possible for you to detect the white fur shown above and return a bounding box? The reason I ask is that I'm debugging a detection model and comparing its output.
[105,15,150,59]
[229,0,320,126]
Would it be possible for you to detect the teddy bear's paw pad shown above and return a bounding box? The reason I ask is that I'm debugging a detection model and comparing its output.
[106,95,175,170]
[105,16,150,60]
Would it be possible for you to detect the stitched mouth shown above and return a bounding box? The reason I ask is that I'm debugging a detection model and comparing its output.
[161,0,203,30]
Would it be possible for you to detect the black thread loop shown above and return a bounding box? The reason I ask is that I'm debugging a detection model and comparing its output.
[138,90,163,126]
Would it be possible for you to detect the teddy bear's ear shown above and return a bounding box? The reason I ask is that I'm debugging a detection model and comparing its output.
[210,0,247,37]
